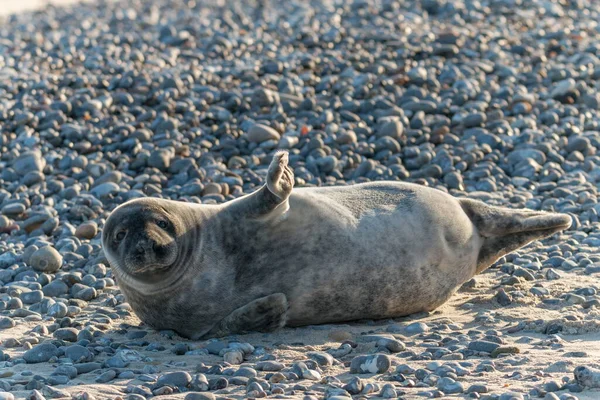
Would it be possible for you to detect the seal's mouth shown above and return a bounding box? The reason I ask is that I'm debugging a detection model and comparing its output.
[131,263,171,275]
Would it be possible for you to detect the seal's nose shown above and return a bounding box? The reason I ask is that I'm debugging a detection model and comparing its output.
[135,239,155,254]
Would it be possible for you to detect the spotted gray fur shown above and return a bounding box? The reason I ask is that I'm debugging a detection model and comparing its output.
[102,151,572,339]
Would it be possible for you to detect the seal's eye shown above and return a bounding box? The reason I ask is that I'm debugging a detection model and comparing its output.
[114,230,126,242]
[157,220,168,229]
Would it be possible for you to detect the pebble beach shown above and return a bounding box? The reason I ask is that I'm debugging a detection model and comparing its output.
[1,0,600,399]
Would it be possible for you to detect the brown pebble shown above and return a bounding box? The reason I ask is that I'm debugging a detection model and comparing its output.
[491,346,521,358]
[202,183,222,196]
[75,221,98,240]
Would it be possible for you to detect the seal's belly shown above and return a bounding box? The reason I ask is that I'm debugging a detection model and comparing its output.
[278,183,481,326]
[284,255,477,326]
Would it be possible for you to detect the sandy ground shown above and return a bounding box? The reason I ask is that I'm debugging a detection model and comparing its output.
[3,237,600,399]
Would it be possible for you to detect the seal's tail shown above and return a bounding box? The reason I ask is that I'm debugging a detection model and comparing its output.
[459,198,572,273]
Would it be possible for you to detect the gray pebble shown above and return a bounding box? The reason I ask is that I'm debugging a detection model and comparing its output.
[23,343,59,363]
[350,354,391,374]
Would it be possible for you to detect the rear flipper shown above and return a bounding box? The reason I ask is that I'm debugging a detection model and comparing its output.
[460,198,572,274]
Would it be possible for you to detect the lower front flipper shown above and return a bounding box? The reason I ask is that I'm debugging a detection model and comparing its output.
[203,293,289,338]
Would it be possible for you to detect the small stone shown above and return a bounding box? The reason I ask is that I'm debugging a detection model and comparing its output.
[377,337,406,353]
[377,120,404,140]
[75,222,98,240]
[0,317,16,329]
[491,346,520,358]
[437,377,464,394]
[171,343,189,355]
[95,370,116,383]
[23,343,59,363]
[247,124,281,143]
[12,151,45,176]
[148,149,172,171]
[65,345,93,362]
[343,377,363,395]
[350,354,391,374]
[52,365,78,379]
[269,372,286,384]
[43,281,69,297]
[53,328,79,342]
[469,341,500,353]
[223,350,244,365]
[190,374,209,391]
[91,182,120,198]
[74,287,97,301]
[29,246,63,273]
[550,78,577,101]
[308,351,334,367]
[379,383,397,398]
[566,294,586,305]
[543,381,562,392]
[208,377,228,390]
[256,361,285,371]
[75,363,103,374]
[404,322,429,335]
[494,289,513,306]
[293,362,321,381]
[252,88,278,108]
[157,371,192,388]
[1,203,26,216]
[20,290,44,304]
[467,384,489,393]
[546,269,562,280]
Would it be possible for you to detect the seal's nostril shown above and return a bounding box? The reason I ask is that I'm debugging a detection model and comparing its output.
[136,240,154,254]
[135,241,145,254]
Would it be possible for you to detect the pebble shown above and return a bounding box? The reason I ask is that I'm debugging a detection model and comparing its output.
[437,377,464,394]
[95,370,117,383]
[247,124,281,143]
[65,345,93,362]
[308,352,334,367]
[404,322,429,335]
[0,317,16,329]
[223,350,244,365]
[23,343,59,363]
[350,354,391,374]
[75,222,98,240]
[256,361,285,371]
[156,371,192,388]
[468,341,500,353]
[28,246,63,273]
[12,151,45,176]
[379,383,397,398]
[53,328,79,342]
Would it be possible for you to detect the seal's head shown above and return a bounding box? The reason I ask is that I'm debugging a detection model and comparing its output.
[102,198,181,281]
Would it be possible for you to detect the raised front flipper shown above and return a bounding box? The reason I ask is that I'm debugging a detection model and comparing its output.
[202,293,289,338]
[460,198,572,273]
[227,151,294,219]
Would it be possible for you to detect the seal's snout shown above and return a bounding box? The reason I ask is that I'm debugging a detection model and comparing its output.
[135,238,156,255]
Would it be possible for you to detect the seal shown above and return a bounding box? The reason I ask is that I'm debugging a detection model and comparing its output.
[102,151,571,339]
